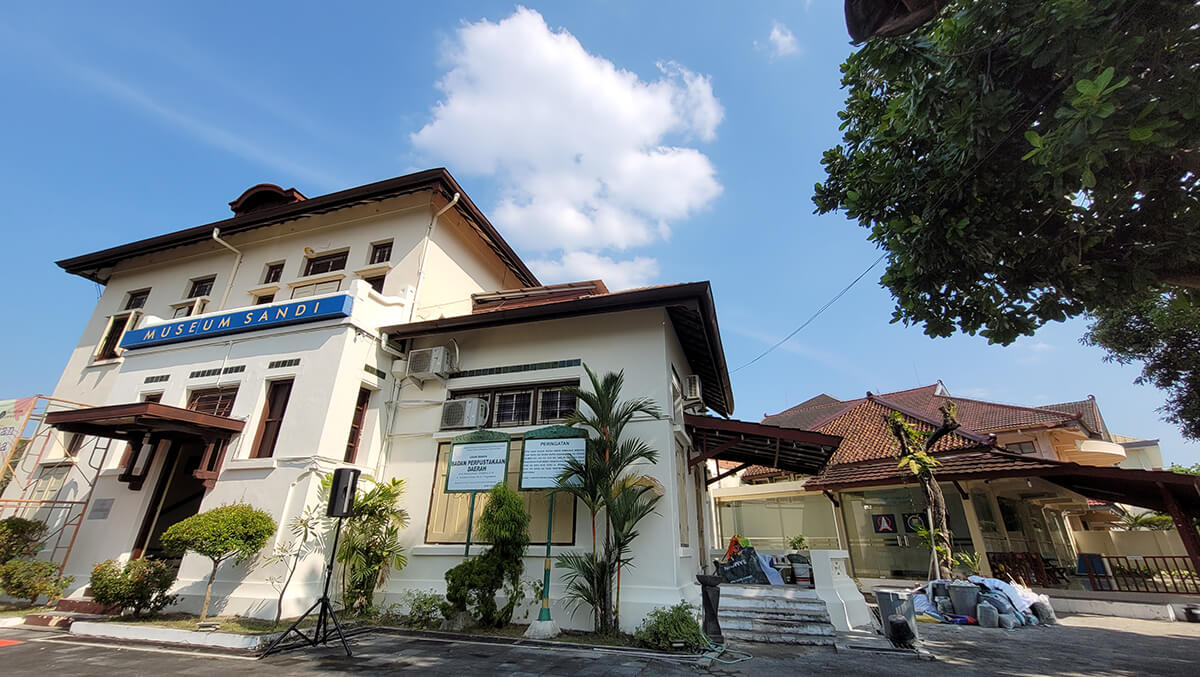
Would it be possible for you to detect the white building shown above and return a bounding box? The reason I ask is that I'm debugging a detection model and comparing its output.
[2,170,828,630]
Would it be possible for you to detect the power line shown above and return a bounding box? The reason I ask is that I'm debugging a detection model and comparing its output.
[731,252,887,374]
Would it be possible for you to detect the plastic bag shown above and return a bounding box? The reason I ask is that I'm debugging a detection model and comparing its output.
[998,613,1017,629]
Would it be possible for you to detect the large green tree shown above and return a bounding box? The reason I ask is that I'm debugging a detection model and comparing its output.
[815,1,1200,434]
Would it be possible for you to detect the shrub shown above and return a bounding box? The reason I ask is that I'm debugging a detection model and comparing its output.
[634,602,707,652]
[89,558,178,616]
[328,477,410,613]
[0,559,72,606]
[787,534,808,551]
[444,483,531,628]
[397,589,445,630]
[0,517,46,563]
[161,503,276,619]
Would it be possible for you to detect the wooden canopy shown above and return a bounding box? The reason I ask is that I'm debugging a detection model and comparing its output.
[685,414,841,480]
[44,402,244,442]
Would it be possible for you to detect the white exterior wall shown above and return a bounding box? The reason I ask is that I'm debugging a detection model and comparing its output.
[381,307,705,631]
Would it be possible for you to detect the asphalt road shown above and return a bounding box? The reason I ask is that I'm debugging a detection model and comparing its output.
[1,613,1198,676]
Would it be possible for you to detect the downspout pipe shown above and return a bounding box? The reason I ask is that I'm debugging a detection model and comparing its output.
[408,192,460,323]
[212,227,243,310]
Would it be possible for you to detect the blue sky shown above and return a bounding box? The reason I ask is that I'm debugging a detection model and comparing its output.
[1,2,1195,465]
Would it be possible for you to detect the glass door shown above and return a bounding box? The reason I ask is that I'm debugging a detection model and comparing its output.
[840,488,932,579]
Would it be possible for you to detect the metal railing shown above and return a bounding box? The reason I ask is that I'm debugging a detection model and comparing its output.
[1083,555,1200,594]
[986,551,1069,587]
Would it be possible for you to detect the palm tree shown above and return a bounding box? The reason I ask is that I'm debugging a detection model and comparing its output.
[1118,511,1175,531]
[322,475,411,612]
[555,365,661,634]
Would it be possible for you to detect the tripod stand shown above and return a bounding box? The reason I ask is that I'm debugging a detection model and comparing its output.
[261,516,352,658]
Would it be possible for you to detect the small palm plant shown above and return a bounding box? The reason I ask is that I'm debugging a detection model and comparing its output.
[321,475,410,613]
[555,365,661,634]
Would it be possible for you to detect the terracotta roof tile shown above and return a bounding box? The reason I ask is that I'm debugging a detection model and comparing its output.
[808,448,1063,490]
[1037,398,1109,439]
[813,399,982,466]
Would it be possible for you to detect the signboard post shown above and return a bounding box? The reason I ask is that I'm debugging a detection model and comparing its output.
[446,430,511,559]
[521,425,587,630]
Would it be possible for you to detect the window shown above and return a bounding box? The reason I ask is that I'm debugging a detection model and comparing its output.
[671,368,684,422]
[677,444,690,547]
[445,382,577,429]
[65,434,86,458]
[304,251,348,276]
[369,241,393,265]
[172,298,209,318]
[263,262,284,284]
[494,390,534,427]
[1006,441,1037,455]
[142,393,163,403]
[426,439,575,544]
[255,293,276,305]
[95,312,140,361]
[537,388,576,423]
[251,380,293,458]
[364,275,385,294]
[125,289,150,310]
[27,465,70,503]
[344,388,372,463]
[188,276,216,299]
[188,385,239,417]
[291,279,341,299]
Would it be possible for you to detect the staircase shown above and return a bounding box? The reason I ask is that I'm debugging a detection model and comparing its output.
[717,584,838,646]
[22,597,117,630]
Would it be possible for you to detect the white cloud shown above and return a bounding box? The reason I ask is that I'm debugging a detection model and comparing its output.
[766,21,799,59]
[530,251,659,290]
[410,7,723,289]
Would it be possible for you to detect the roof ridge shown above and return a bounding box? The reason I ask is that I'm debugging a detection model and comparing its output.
[932,393,1081,419]
[808,398,867,432]
[868,393,994,445]
[875,383,940,398]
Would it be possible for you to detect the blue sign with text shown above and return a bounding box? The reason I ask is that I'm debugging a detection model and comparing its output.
[120,294,354,350]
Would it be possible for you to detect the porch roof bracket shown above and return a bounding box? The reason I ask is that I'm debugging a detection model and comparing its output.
[707,462,751,486]
[688,438,740,468]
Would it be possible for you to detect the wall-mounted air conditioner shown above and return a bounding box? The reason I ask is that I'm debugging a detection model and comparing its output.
[684,374,703,401]
[440,397,489,429]
[406,346,457,385]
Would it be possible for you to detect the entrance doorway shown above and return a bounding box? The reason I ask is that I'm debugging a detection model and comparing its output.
[131,440,207,563]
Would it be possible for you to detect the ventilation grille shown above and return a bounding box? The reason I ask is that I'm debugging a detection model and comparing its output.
[144,374,170,384]
[452,359,581,380]
[269,359,301,369]
[364,364,386,379]
[189,365,245,379]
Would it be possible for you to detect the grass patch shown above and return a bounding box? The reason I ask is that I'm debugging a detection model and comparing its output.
[98,613,314,635]
[386,621,639,649]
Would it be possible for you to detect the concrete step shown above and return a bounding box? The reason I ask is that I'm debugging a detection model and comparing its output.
[718,595,829,616]
[719,607,831,624]
[719,615,836,636]
[723,628,836,646]
[719,584,819,601]
[24,611,108,630]
[55,598,119,615]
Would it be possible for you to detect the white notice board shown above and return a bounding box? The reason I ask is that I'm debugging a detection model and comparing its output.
[446,441,510,493]
[520,437,586,490]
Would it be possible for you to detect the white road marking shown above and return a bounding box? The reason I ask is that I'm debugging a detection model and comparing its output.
[26,636,259,660]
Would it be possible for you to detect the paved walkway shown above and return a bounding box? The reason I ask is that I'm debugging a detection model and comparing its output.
[0,614,1197,675]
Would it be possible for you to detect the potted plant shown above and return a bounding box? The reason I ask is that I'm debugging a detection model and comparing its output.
[786,534,808,553]
[785,535,812,587]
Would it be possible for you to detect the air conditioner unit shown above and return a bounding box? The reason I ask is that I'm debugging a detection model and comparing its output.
[406,346,457,384]
[441,397,489,429]
[684,374,703,401]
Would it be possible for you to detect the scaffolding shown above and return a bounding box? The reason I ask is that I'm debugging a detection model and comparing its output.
[0,395,116,575]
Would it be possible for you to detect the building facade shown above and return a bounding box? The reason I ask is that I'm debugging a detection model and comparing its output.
[0,170,753,630]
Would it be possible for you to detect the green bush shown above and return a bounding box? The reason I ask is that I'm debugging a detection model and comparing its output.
[161,503,276,620]
[634,602,707,652]
[0,559,72,605]
[397,589,445,630]
[0,517,47,563]
[443,483,530,628]
[89,558,178,616]
[787,534,808,551]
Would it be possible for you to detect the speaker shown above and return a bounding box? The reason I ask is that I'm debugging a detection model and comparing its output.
[327,467,361,517]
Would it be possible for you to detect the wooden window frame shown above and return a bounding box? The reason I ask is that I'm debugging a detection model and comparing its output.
[250,379,294,459]
[369,241,393,265]
[493,389,535,427]
[95,311,141,361]
[447,380,578,429]
[536,387,577,424]
[188,276,216,299]
[263,262,285,284]
[424,439,577,546]
[255,293,276,305]
[187,385,239,417]
[344,387,372,464]
[303,251,348,276]
[124,289,151,311]
[291,279,341,299]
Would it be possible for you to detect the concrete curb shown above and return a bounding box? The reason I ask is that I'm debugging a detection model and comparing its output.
[71,621,284,651]
[0,617,26,628]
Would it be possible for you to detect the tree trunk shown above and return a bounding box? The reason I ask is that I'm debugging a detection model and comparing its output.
[921,477,954,579]
[201,560,219,621]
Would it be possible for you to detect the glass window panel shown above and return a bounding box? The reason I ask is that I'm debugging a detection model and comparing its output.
[494,391,532,426]
[537,388,576,423]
